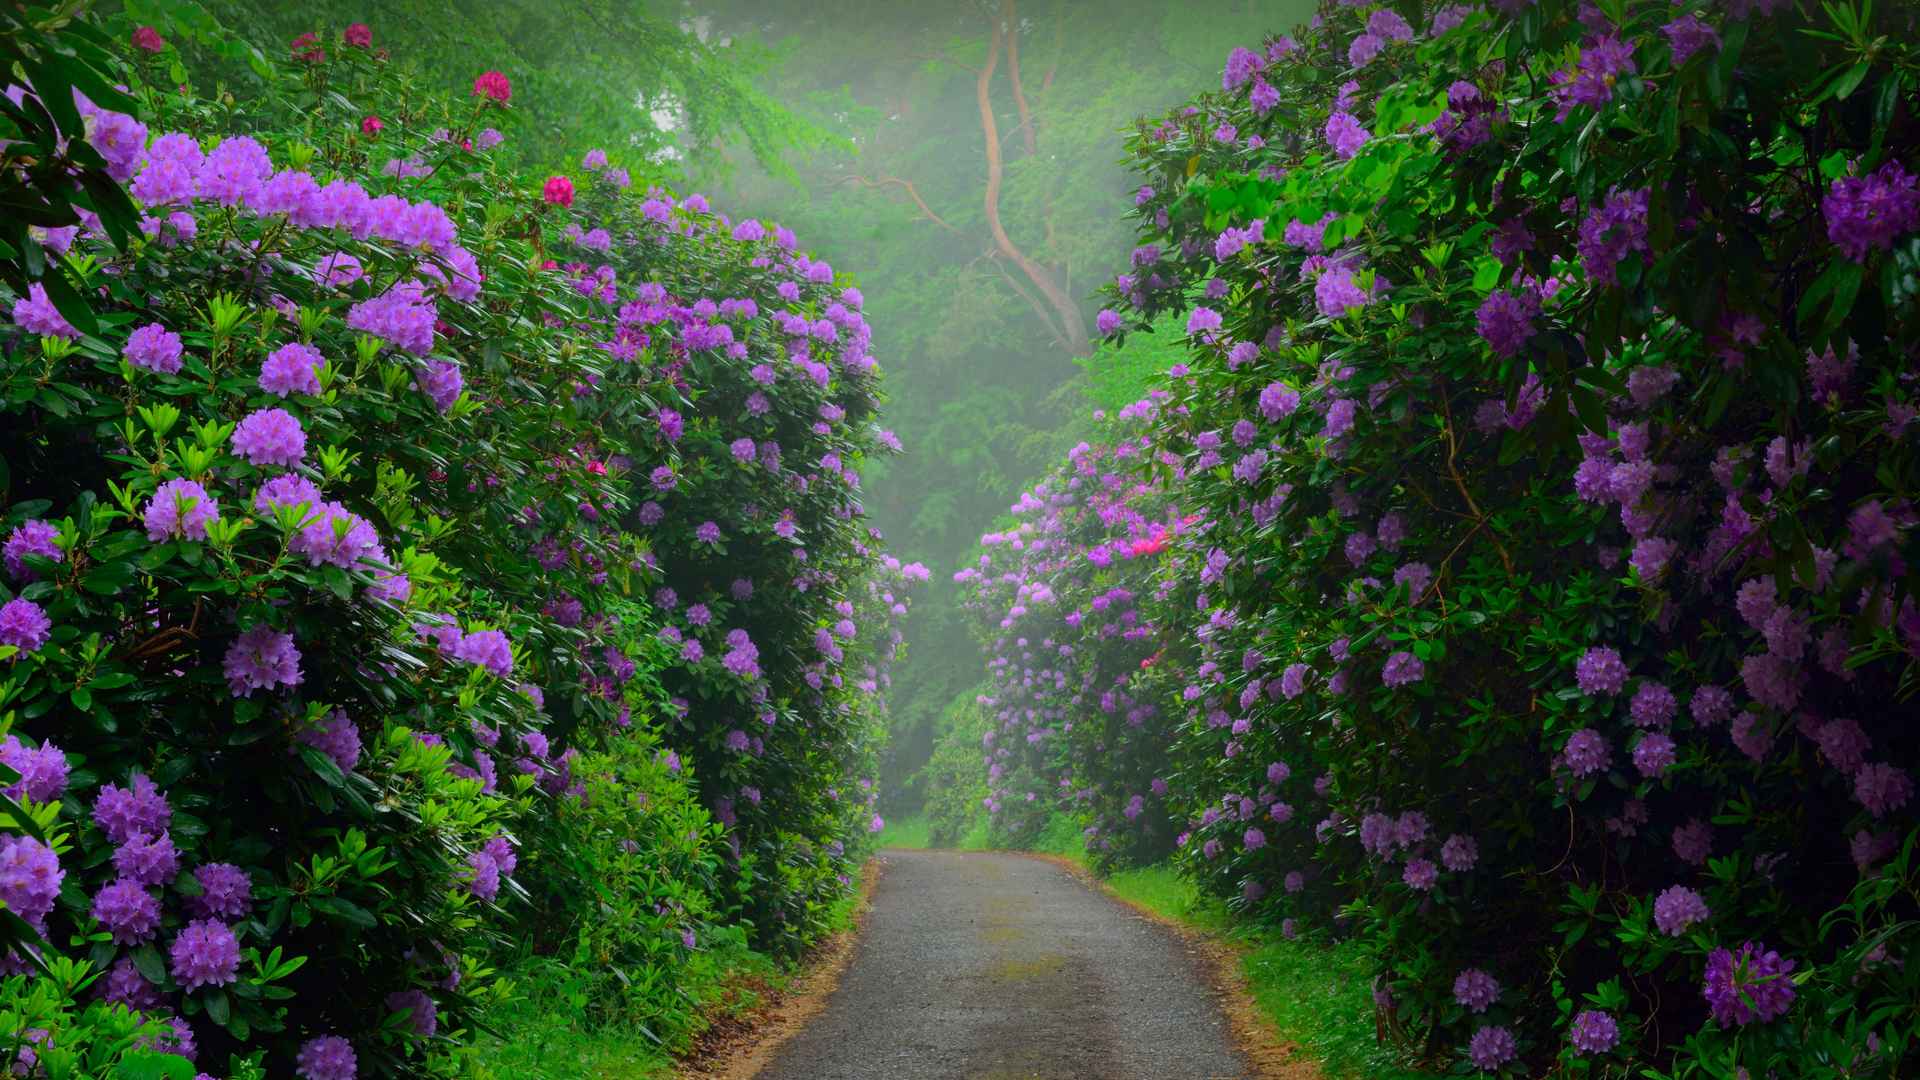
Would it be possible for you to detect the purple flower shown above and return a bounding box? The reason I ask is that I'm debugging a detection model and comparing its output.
[298,710,362,773]
[1569,1010,1619,1055]
[1703,942,1796,1026]
[231,407,307,467]
[1454,967,1500,1012]
[197,136,271,206]
[1563,728,1610,777]
[348,286,437,355]
[1690,685,1734,726]
[223,624,303,697]
[125,323,185,374]
[144,478,220,542]
[0,736,67,803]
[1672,819,1713,865]
[386,989,438,1038]
[296,1035,357,1080]
[1467,1025,1517,1070]
[1574,646,1628,694]
[465,849,501,901]
[1631,733,1676,777]
[260,342,324,397]
[1440,834,1477,872]
[1654,885,1709,935]
[0,835,63,925]
[113,829,179,885]
[1257,381,1299,421]
[9,283,78,339]
[1854,762,1913,818]
[1577,188,1650,287]
[290,502,380,568]
[190,863,252,920]
[1381,650,1424,687]
[91,878,161,943]
[1403,858,1437,890]
[0,598,50,654]
[1186,307,1224,336]
[102,955,162,1010]
[1475,289,1538,357]
[94,774,171,843]
[1243,827,1266,850]
[1663,13,1720,64]
[1628,682,1676,727]
[169,918,240,990]
[1096,309,1122,335]
[1823,161,1920,262]
[3,520,61,581]
[455,629,514,677]
[416,360,464,413]
[1324,110,1371,158]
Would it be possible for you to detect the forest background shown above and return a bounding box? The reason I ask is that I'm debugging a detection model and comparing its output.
[162,0,1312,810]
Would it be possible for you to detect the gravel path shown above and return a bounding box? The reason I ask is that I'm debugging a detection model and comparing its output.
[754,849,1256,1080]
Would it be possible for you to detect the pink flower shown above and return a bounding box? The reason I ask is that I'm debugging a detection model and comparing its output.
[132,26,166,52]
[472,70,512,102]
[344,22,372,48]
[361,115,383,136]
[543,175,575,207]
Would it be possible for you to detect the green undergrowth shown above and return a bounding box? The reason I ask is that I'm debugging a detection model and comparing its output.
[464,859,876,1079]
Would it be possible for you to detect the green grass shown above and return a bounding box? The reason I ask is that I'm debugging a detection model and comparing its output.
[876,813,932,849]
[465,860,877,1078]
[1238,935,1437,1080]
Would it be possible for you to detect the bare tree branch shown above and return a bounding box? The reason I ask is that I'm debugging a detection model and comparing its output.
[1004,0,1038,157]
[977,3,1089,355]
[838,174,961,233]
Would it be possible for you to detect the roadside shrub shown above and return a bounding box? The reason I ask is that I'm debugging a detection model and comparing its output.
[955,0,1920,1074]
[0,11,910,1075]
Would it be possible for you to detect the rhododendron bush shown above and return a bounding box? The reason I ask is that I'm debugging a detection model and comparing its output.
[958,0,1920,1073]
[0,13,912,1077]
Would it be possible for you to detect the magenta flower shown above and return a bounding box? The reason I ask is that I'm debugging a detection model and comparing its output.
[471,70,512,102]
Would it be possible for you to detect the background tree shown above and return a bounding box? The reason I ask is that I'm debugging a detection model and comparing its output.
[698,0,1308,807]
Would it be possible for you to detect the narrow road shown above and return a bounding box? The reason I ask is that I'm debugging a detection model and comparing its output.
[755,849,1257,1080]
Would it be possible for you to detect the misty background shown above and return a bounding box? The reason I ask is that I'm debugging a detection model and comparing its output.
[183,0,1303,813]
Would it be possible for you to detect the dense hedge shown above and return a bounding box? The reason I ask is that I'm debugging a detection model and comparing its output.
[958,0,1920,1074]
[0,11,913,1077]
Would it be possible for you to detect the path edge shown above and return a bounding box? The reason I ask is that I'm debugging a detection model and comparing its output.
[1019,851,1323,1080]
[673,854,886,1080]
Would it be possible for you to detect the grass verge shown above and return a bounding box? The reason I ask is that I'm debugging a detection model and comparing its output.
[462,858,876,1079]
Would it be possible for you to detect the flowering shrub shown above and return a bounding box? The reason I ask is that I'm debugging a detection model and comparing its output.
[958,0,1920,1074]
[1,13,911,1076]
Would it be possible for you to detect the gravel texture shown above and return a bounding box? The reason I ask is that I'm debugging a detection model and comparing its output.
[755,848,1256,1080]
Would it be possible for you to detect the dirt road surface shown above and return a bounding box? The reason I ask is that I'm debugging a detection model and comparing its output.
[753,849,1258,1080]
